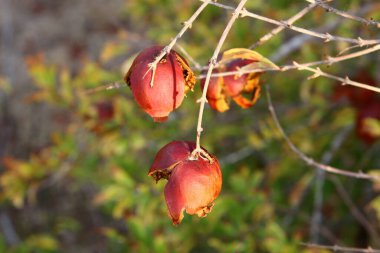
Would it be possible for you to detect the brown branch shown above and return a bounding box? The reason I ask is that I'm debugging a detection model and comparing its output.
[306,0,380,28]
[265,85,380,181]
[144,0,211,87]
[301,242,380,253]
[249,1,319,49]
[208,1,380,46]
[190,0,248,160]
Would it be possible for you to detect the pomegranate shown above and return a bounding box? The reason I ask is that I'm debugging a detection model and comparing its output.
[125,46,195,122]
[148,141,222,225]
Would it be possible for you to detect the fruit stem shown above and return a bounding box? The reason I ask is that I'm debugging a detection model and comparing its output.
[143,0,211,87]
[193,0,248,156]
[189,148,214,163]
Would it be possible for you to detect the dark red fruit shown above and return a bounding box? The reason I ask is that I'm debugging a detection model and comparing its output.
[356,101,380,144]
[125,46,195,122]
[96,101,114,121]
[148,141,222,225]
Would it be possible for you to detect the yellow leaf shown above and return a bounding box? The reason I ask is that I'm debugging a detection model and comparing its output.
[220,48,279,70]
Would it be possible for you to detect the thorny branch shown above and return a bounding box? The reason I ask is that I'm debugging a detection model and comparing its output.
[306,0,380,28]
[265,85,380,181]
[190,0,248,161]
[198,44,380,94]
[249,1,320,49]
[208,1,380,46]
[301,242,380,253]
[144,0,211,87]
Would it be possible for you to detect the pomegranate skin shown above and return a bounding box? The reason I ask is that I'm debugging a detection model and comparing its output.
[125,46,195,122]
[148,141,196,182]
[164,158,222,225]
[224,59,256,97]
[201,70,229,113]
[201,57,262,112]
[148,141,222,225]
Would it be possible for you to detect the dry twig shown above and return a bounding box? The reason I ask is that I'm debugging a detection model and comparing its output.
[265,85,380,181]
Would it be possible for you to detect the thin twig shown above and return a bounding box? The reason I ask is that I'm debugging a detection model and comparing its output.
[249,1,319,49]
[190,0,248,160]
[310,126,351,243]
[144,0,211,87]
[265,85,380,181]
[306,0,380,28]
[301,242,380,253]
[198,44,380,94]
[208,1,380,46]
[81,82,128,95]
[199,43,380,79]
[292,61,380,94]
[330,176,380,242]
[270,2,377,61]
[175,44,203,71]
[283,126,351,228]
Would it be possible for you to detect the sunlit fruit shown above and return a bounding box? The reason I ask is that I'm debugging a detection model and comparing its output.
[125,46,195,122]
[148,141,222,225]
[201,49,267,112]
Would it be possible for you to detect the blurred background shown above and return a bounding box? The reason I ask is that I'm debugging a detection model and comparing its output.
[0,0,380,252]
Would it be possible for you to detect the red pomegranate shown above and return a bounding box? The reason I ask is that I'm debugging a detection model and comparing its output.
[125,46,195,122]
[148,141,222,225]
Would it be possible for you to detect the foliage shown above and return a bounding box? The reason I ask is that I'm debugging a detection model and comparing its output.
[1,0,380,252]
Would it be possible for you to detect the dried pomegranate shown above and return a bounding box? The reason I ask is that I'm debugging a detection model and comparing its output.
[201,69,230,112]
[224,58,262,109]
[125,46,195,122]
[200,49,273,112]
[148,141,222,225]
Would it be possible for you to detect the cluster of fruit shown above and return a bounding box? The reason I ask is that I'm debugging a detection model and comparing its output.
[124,46,268,224]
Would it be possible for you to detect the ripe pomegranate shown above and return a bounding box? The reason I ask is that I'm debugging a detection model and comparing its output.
[125,46,195,122]
[148,141,222,225]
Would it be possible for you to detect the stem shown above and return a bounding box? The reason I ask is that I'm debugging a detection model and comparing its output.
[144,0,211,87]
[208,1,380,46]
[191,0,248,160]
[249,1,318,49]
[265,84,380,181]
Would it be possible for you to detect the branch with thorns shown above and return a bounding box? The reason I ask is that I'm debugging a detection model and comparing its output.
[301,242,380,253]
[143,0,212,87]
[190,0,248,161]
[208,1,380,46]
[265,85,380,181]
[306,0,380,28]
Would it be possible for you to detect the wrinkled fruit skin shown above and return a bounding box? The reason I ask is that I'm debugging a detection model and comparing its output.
[148,141,222,225]
[125,46,195,122]
[200,69,230,112]
[201,58,262,112]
